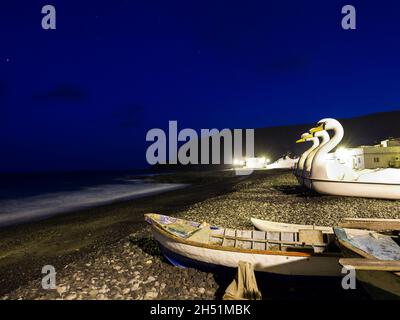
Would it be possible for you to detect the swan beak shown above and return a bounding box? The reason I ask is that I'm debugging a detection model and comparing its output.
[296,138,305,143]
[309,125,324,133]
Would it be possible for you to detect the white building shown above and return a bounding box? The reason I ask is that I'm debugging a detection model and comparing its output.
[335,138,400,170]
[244,157,268,169]
[267,156,299,169]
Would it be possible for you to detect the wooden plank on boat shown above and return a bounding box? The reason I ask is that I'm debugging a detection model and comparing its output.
[237,230,252,238]
[339,258,400,271]
[343,218,400,223]
[210,228,224,236]
[281,232,296,242]
[210,236,223,245]
[252,230,266,240]
[267,242,280,251]
[225,229,236,237]
[267,231,280,241]
[299,229,324,245]
[236,240,252,249]
[222,238,235,247]
[253,241,266,250]
[210,233,323,246]
[339,220,400,232]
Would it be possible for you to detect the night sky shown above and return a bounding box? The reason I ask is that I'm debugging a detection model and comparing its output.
[1,1,400,172]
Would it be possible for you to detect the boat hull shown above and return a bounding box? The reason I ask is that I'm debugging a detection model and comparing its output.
[294,172,304,186]
[303,176,312,189]
[151,227,341,277]
[310,178,400,200]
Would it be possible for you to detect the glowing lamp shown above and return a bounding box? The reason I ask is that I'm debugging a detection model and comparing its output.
[336,147,350,161]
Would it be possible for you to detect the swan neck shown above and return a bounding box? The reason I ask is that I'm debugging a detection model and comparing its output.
[313,125,343,173]
[298,139,319,169]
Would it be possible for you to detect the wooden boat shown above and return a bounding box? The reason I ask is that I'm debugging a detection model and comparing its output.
[334,227,400,299]
[251,217,333,234]
[145,213,342,277]
[338,218,400,232]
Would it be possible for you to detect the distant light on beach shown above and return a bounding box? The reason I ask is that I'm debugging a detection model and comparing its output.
[244,157,268,169]
[233,158,245,166]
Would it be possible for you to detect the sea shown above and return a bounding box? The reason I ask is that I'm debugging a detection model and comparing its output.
[0,171,186,228]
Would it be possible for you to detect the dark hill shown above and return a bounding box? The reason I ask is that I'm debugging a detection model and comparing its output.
[255,110,400,161]
[153,110,400,171]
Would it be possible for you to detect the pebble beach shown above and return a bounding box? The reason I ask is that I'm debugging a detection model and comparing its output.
[1,170,400,300]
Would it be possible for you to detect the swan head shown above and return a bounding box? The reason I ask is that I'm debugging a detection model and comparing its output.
[309,118,342,133]
[312,129,330,140]
[296,132,313,143]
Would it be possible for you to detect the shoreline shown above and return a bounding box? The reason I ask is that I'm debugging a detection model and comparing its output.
[0,170,245,296]
[0,182,189,228]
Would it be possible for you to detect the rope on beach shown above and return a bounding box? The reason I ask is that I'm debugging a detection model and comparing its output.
[223,261,262,300]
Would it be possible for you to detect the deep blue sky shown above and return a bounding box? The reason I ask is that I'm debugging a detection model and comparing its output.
[1,1,399,172]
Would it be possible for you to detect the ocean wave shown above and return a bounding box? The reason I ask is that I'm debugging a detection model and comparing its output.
[0,182,187,228]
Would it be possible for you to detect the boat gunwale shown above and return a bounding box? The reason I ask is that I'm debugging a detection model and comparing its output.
[149,220,341,258]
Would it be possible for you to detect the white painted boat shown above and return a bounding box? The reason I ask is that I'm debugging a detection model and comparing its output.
[335,227,400,299]
[145,213,342,277]
[251,217,333,234]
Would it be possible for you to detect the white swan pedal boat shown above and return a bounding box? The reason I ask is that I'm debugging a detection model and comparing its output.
[145,213,342,277]
[304,118,400,200]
